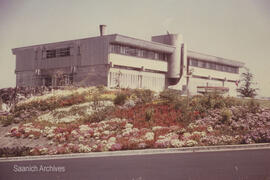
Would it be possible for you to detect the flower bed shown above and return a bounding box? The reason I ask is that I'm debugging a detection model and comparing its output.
[1,87,270,157]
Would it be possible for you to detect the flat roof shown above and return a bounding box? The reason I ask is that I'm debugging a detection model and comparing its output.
[187,50,245,67]
[112,34,175,53]
[12,34,176,54]
[11,33,245,67]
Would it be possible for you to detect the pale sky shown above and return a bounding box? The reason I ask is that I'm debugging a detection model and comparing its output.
[0,0,270,96]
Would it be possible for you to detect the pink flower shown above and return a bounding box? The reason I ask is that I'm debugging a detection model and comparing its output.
[110,143,122,151]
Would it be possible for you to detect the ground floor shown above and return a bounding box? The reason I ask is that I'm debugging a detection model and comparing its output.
[15,65,239,96]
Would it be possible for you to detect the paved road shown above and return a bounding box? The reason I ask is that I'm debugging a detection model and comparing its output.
[1,149,270,180]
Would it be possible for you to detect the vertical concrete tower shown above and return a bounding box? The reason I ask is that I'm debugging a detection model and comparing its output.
[152,33,185,86]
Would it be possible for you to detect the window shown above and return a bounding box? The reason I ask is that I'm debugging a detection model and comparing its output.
[198,61,206,68]
[216,64,223,71]
[109,44,169,61]
[223,65,228,72]
[210,63,216,70]
[189,58,239,74]
[46,47,71,59]
[190,59,198,67]
[46,50,56,58]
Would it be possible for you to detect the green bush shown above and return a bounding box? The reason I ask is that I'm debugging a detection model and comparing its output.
[247,99,260,113]
[96,85,106,94]
[0,115,15,127]
[114,93,127,105]
[82,106,115,123]
[159,89,182,103]
[0,146,31,157]
[220,108,232,124]
[133,89,154,104]
[145,108,154,122]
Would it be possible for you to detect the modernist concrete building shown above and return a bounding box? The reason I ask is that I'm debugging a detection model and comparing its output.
[12,25,244,96]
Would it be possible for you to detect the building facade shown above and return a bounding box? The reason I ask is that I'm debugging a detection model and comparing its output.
[12,26,244,96]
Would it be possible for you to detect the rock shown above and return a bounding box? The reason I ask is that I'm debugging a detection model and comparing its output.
[123,100,136,108]
[13,117,21,123]
[20,113,27,119]
[1,103,10,112]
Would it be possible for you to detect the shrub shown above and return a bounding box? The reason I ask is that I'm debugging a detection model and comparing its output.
[145,108,154,122]
[0,115,15,127]
[223,97,243,107]
[247,99,260,113]
[220,108,232,124]
[114,93,127,105]
[96,85,106,94]
[0,146,31,157]
[159,89,182,103]
[133,89,154,104]
[82,106,115,123]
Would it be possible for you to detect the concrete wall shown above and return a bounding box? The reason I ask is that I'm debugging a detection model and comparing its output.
[80,35,114,66]
[73,64,109,86]
[15,49,35,71]
[16,71,35,86]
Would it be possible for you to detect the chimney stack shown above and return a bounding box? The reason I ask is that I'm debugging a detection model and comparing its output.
[99,25,106,36]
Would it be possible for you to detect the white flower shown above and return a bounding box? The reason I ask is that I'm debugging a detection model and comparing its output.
[28,134,34,139]
[144,132,155,141]
[186,140,198,147]
[105,142,115,151]
[188,123,198,130]
[68,143,74,146]
[103,130,110,136]
[207,126,214,132]
[108,137,116,142]
[78,144,92,153]
[179,128,186,134]
[71,130,78,135]
[192,131,206,137]
[183,132,192,138]
[125,123,133,129]
[10,126,19,132]
[152,126,163,131]
[39,148,48,154]
[79,125,91,132]
[79,136,84,142]
[170,139,185,148]
[94,132,101,137]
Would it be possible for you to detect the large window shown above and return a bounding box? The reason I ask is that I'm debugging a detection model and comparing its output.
[110,44,169,61]
[45,47,71,59]
[189,58,239,74]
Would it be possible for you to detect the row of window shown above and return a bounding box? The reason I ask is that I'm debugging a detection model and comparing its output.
[45,48,71,59]
[109,44,169,61]
[189,58,239,74]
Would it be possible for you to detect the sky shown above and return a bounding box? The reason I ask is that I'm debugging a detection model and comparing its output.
[0,0,270,96]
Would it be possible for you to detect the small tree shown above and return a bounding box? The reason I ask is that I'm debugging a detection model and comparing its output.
[237,68,258,98]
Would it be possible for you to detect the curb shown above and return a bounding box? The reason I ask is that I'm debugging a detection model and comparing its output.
[1,143,270,162]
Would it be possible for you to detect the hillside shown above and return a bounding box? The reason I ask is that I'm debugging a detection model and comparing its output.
[0,86,270,157]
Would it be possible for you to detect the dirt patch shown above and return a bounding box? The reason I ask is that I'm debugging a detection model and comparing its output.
[0,125,50,148]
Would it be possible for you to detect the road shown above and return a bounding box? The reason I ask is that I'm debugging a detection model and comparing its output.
[0,148,270,180]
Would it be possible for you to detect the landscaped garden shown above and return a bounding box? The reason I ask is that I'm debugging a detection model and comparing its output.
[0,86,270,157]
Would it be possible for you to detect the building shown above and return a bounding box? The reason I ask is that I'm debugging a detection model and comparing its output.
[12,25,244,96]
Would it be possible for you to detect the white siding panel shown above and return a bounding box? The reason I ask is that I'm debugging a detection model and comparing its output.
[109,68,165,91]
[190,67,240,81]
[109,53,167,72]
